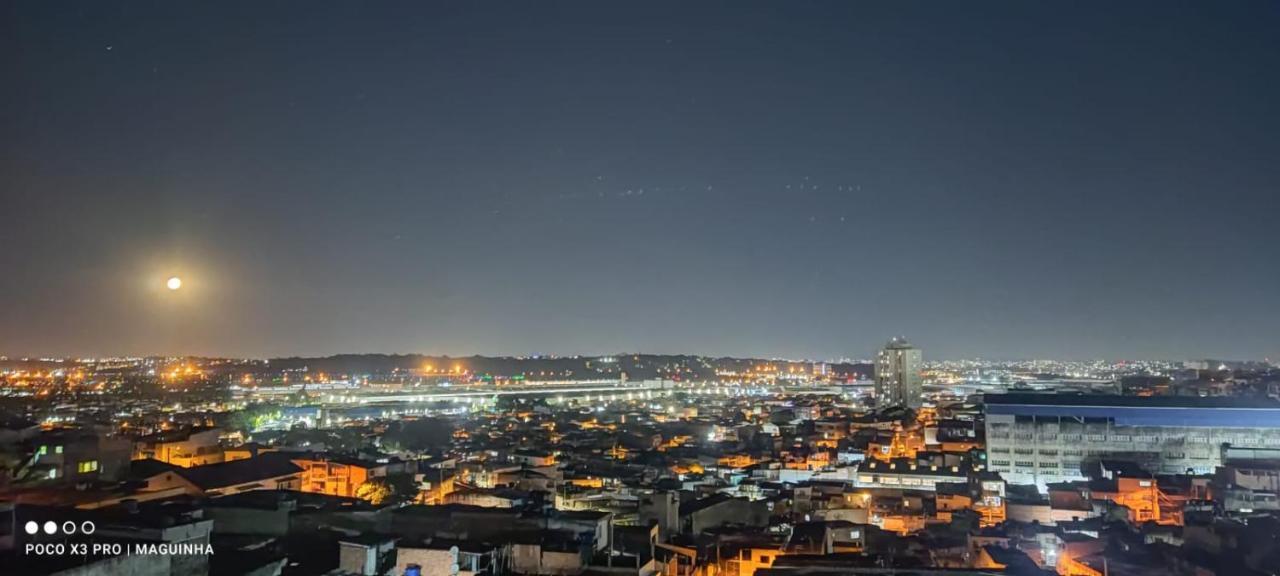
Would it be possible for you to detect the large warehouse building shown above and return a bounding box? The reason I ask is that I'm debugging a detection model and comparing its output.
[983,393,1280,487]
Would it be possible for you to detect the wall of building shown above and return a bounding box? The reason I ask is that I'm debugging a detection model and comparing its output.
[687,499,768,534]
[395,548,481,576]
[397,548,448,576]
[540,550,585,575]
[445,491,519,508]
[638,492,678,538]
[1005,502,1052,525]
[509,544,584,575]
[338,543,377,576]
[986,411,1280,487]
[548,515,610,551]
[812,507,869,524]
[143,429,224,468]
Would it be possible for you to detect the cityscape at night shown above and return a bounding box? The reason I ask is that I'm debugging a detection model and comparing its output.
[3,1,1280,576]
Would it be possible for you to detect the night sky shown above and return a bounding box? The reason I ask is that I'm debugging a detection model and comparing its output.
[2,1,1278,361]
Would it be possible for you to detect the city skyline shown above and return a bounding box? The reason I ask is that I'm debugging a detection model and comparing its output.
[5,3,1280,574]
[0,348,1266,367]
[4,1,1279,361]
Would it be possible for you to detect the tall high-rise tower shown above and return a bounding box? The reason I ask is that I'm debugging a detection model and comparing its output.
[875,337,923,409]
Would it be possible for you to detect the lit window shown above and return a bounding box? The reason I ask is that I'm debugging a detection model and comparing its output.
[56,446,64,454]
[77,460,99,473]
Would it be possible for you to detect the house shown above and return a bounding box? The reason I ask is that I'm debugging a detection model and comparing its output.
[223,442,274,462]
[512,449,557,467]
[679,494,768,535]
[132,426,225,467]
[396,539,499,576]
[550,509,613,551]
[25,428,132,484]
[445,486,532,508]
[338,534,398,576]
[291,454,392,498]
[509,531,589,575]
[132,452,303,497]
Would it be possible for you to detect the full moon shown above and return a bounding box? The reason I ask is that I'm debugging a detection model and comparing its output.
[166,276,183,291]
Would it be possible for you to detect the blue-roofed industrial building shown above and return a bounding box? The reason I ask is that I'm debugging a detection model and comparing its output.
[982,393,1280,488]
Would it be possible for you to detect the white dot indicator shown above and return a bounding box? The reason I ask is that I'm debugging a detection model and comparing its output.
[81,521,96,535]
[43,521,57,535]
[24,521,38,535]
[62,521,77,535]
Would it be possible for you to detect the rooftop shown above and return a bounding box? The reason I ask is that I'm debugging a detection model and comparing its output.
[984,393,1280,409]
[984,393,1280,428]
[134,453,302,490]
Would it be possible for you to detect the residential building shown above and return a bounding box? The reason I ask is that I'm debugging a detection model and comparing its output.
[875,338,923,409]
[132,426,225,468]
